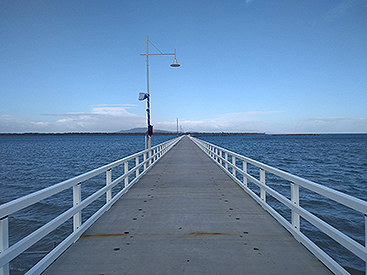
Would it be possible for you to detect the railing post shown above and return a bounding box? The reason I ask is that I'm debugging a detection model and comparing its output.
[73,183,81,232]
[145,135,147,152]
[0,216,9,275]
[219,150,222,165]
[260,168,266,203]
[106,169,112,204]
[136,156,139,178]
[291,182,300,231]
[242,161,247,187]
[232,155,236,177]
[144,151,147,170]
[124,161,128,187]
[225,152,228,170]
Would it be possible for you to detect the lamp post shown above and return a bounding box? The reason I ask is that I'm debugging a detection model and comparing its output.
[140,36,180,150]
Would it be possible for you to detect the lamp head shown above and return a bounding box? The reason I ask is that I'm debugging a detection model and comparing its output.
[170,58,180,67]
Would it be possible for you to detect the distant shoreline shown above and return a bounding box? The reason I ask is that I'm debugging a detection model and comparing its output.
[0,132,364,137]
[0,132,266,137]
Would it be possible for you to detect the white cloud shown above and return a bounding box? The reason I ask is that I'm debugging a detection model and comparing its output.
[160,114,367,134]
[1,107,366,134]
[52,106,145,132]
[299,117,367,133]
[0,114,51,132]
[155,111,284,133]
[0,109,282,133]
[0,105,146,133]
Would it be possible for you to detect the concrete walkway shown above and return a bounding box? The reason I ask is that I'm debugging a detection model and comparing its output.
[44,136,331,275]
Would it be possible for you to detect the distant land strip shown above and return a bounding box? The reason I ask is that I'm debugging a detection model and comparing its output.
[0,132,267,137]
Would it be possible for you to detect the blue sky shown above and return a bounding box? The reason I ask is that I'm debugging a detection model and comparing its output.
[1,0,366,133]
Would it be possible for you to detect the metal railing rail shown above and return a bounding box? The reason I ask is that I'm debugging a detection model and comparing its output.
[190,136,367,275]
[0,136,183,275]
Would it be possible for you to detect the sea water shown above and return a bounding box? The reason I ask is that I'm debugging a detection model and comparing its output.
[1,134,366,273]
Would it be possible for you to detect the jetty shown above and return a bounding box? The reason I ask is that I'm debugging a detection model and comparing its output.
[1,135,366,274]
[43,136,329,274]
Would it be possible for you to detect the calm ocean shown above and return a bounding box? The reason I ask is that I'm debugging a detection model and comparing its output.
[1,134,367,273]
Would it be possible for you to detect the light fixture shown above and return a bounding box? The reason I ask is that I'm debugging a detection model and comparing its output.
[170,57,180,67]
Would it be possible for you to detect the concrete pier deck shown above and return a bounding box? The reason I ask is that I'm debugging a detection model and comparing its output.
[44,136,331,274]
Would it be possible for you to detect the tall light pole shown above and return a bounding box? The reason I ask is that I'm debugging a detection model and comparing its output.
[139,36,180,150]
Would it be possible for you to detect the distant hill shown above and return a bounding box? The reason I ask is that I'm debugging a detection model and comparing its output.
[117,128,174,134]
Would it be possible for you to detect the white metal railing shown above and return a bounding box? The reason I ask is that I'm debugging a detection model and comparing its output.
[190,136,367,275]
[0,136,183,275]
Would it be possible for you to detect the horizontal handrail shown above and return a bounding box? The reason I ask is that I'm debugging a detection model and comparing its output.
[0,136,183,275]
[190,136,367,275]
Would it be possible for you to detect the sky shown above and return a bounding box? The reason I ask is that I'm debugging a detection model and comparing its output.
[1,0,366,134]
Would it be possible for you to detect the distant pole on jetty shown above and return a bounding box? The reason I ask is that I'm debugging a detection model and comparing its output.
[140,36,180,150]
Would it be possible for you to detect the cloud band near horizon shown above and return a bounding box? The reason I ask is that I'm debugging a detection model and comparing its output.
[0,105,366,134]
